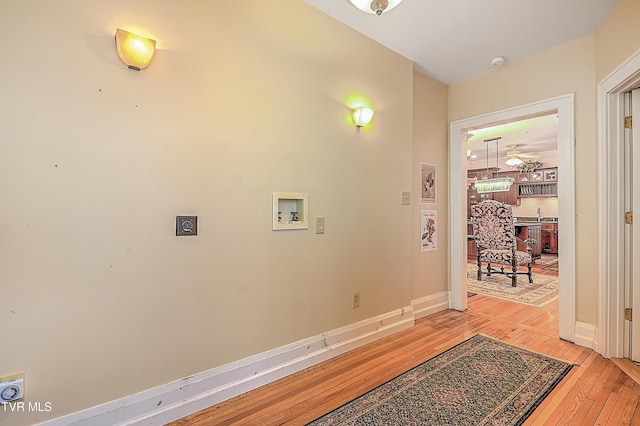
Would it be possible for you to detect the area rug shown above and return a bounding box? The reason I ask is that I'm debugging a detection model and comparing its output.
[307,334,573,426]
[466,264,558,307]
[541,260,559,272]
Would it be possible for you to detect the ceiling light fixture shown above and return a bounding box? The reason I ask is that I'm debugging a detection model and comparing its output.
[490,56,505,67]
[475,137,513,193]
[505,154,524,167]
[348,0,403,15]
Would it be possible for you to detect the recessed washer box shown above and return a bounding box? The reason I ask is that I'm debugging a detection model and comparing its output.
[272,192,308,230]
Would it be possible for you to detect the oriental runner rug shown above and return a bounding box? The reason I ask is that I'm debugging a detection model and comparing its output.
[466,264,558,307]
[307,334,572,426]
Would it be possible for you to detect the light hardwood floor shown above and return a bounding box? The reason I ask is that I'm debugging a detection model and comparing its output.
[169,291,640,425]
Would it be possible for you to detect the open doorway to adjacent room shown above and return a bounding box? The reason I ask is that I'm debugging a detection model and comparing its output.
[449,94,576,342]
[464,115,559,334]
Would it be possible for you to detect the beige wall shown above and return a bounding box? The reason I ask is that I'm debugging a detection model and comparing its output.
[0,1,422,424]
[411,71,449,298]
[449,36,599,324]
[595,0,640,81]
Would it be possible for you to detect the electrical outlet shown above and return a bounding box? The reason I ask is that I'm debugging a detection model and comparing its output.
[315,216,325,234]
[352,292,360,309]
[0,375,24,402]
[401,192,411,205]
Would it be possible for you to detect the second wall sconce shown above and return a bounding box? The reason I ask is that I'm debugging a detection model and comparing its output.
[115,28,156,71]
[352,106,375,127]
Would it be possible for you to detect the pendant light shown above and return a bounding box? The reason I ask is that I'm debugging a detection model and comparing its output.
[475,137,514,193]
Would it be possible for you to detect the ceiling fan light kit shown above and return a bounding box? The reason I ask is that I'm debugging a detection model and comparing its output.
[349,0,403,15]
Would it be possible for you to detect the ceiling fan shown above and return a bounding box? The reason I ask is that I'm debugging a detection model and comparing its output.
[504,144,537,167]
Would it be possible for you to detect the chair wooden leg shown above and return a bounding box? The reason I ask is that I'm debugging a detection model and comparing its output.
[511,260,517,287]
[528,263,533,283]
[477,253,482,281]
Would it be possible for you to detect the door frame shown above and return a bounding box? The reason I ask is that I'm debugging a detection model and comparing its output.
[449,94,576,341]
[598,48,640,358]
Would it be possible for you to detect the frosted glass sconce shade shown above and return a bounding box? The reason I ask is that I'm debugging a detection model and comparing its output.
[115,28,156,71]
[352,106,374,127]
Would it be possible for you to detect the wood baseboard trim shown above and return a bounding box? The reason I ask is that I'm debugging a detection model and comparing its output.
[41,304,434,426]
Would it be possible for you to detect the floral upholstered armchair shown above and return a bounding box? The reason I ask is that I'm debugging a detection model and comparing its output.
[471,199,535,287]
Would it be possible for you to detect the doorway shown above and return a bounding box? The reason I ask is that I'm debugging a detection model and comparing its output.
[449,94,576,342]
[465,115,559,312]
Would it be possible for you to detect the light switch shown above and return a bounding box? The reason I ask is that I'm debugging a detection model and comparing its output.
[316,216,325,234]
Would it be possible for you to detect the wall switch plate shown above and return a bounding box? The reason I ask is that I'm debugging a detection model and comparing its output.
[352,292,360,309]
[176,216,198,236]
[315,216,325,234]
[401,192,411,205]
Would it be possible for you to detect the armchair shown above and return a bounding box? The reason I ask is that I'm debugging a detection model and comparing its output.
[471,199,535,287]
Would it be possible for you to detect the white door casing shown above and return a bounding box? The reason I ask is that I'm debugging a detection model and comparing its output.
[631,88,640,361]
[598,48,640,359]
[449,94,576,342]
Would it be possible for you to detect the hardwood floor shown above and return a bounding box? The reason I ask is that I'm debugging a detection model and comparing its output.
[169,291,640,425]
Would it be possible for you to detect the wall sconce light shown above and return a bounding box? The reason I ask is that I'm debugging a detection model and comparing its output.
[352,106,374,127]
[115,28,156,71]
[349,0,404,15]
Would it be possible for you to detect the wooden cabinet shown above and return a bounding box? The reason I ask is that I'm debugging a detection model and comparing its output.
[541,222,559,254]
[516,224,542,261]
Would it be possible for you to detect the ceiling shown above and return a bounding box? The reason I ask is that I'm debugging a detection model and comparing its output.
[303,0,618,169]
[465,113,558,171]
[303,0,620,85]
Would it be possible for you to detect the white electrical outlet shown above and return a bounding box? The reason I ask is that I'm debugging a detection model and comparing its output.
[0,378,24,402]
[401,192,411,205]
[352,292,360,309]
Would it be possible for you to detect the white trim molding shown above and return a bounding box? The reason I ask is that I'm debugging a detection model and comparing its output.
[597,47,640,359]
[39,301,450,426]
[412,291,450,319]
[574,322,598,350]
[449,94,576,342]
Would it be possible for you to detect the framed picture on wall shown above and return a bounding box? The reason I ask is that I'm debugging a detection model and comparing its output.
[420,163,436,204]
[421,210,437,252]
[543,169,557,181]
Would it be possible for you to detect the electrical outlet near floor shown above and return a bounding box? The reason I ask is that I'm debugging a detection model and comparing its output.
[352,292,360,309]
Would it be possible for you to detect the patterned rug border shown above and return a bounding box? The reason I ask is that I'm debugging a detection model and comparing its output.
[307,334,574,426]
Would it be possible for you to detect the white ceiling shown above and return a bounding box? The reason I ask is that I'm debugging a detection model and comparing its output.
[466,113,559,171]
[303,0,620,85]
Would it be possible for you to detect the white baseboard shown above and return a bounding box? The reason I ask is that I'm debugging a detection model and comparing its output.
[40,305,420,426]
[574,321,597,350]
[412,291,450,319]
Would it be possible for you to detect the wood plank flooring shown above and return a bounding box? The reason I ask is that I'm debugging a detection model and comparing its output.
[170,285,640,425]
